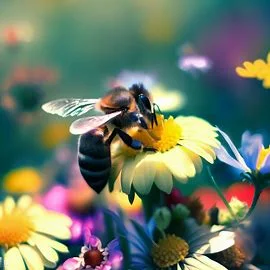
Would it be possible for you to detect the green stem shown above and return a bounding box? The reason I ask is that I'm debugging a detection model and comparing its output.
[241,186,262,221]
[141,185,164,222]
[0,247,4,270]
[207,167,240,225]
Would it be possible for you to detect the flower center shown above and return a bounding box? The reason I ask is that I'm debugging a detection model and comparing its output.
[151,234,189,268]
[0,210,34,248]
[125,114,181,155]
[210,245,245,269]
[256,146,270,170]
[83,249,104,268]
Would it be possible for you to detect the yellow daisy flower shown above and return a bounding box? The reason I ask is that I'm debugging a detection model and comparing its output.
[111,114,219,196]
[235,53,270,88]
[0,195,71,270]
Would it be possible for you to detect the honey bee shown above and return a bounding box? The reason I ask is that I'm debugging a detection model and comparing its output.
[42,83,158,193]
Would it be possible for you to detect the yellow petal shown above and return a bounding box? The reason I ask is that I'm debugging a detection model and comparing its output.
[154,162,173,194]
[183,148,203,173]
[0,205,3,218]
[180,141,215,163]
[267,52,270,64]
[33,221,71,240]
[132,154,156,195]
[4,197,15,215]
[17,195,33,211]
[121,158,137,194]
[162,147,195,179]
[253,59,267,70]
[19,245,44,270]
[45,212,72,227]
[5,246,26,270]
[27,204,45,217]
[235,67,255,78]
[34,240,59,264]
[263,77,270,88]
[31,233,69,253]
[243,61,255,71]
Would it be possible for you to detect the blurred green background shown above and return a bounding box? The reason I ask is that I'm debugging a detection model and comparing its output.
[1,0,269,183]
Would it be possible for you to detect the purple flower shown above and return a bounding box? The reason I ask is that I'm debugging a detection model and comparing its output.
[178,54,212,74]
[215,129,270,176]
[62,230,123,270]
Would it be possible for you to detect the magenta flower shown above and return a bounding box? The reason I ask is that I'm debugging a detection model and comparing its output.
[62,230,123,270]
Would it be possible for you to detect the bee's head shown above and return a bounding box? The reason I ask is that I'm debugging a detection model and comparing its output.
[129,83,160,128]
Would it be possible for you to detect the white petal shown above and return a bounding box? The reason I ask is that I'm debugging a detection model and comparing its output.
[5,247,26,270]
[17,195,33,211]
[179,141,215,163]
[121,158,137,194]
[218,128,249,170]
[162,147,196,179]
[31,232,69,253]
[4,197,15,214]
[185,255,227,270]
[133,154,156,195]
[154,160,173,194]
[19,244,44,270]
[34,240,59,264]
[33,221,71,239]
[215,145,249,172]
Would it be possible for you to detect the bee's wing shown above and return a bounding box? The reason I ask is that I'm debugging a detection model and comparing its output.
[42,98,100,117]
[69,111,122,135]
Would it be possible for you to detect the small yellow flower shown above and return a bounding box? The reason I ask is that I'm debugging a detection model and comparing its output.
[41,122,71,149]
[0,195,71,270]
[111,114,219,196]
[235,53,270,88]
[256,146,270,171]
[3,167,43,194]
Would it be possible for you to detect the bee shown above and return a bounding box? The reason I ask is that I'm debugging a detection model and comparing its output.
[42,83,158,193]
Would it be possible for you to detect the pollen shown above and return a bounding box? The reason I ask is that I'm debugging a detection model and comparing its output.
[125,114,182,155]
[151,234,189,268]
[0,210,34,248]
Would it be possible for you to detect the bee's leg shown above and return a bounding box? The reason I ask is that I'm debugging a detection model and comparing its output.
[106,128,142,150]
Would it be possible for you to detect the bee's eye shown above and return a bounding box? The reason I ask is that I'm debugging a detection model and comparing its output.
[138,94,151,111]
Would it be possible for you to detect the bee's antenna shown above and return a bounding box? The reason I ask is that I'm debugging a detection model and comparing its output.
[153,103,162,114]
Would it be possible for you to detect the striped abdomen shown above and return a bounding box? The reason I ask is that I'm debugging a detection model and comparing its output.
[78,129,111,193]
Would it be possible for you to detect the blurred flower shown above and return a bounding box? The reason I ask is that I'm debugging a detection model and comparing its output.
[109,70,156,89]
[153,207,172,231]
[1,66,58,122]
[218,197,248,226]
[178,44,212,74]
[130,218,234,269]
[151,84,186,112]
[165,189,207,224]
[236,53,270,88]
[107,190,142,216]
[42,184,97,242]
[112,114,219,196]
[0,195,71,269]
[3,167,43,194]
[40,122,71,149]
[0,22,34,47]
[215,129,270,186]
[61,230,122,270]
[140,5,176,44]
